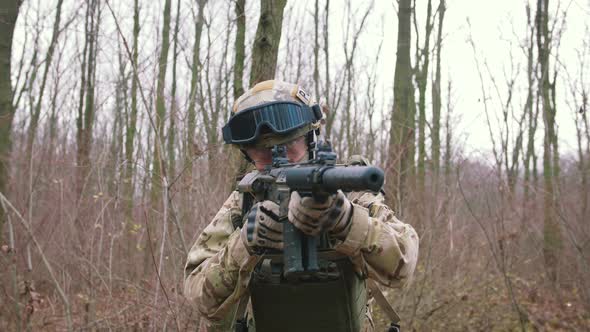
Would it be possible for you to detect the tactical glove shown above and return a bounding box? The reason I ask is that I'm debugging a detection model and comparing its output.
[240,200,283,251]
[288,190,353,238]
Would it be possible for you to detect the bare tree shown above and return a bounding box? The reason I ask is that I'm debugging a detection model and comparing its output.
[196,6,232,171]
[147,0,172,275]
[443,80,453,226]
[387,0,415,214]
[563,30,590,229]
[364,37,383,162]
[415,0,434,202]
[313,0,320,101]
[124,0,141,253]
[233,0,246,100]
[227,0,248,193]
[431,0,445,179]
[342,1,372,157]
[186,0,207,175]
[26,0,64,163]
[168,0,182,182]
[536,0,561,282]
[74,0,101,324]
[322,0,335,137]
[523,3,539,210]
[48,31,67,160]
[228,0,287,187]
[0,0,22,240]
[76,0,100,199]
[249,0,288,85]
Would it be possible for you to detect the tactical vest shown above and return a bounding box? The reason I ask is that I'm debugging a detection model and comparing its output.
[248,249,367,332]
[236,193,368,332]
[235,153,400,332]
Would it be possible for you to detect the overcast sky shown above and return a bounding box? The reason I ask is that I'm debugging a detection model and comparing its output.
[403,0,585,157]
[275,0,589,163]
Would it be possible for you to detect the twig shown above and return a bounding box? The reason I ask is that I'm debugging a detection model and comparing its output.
[0,191,73,332]
[142,209,180,331]
[0,196,22,332]
[104,3,180,330]
[456,170,528,331]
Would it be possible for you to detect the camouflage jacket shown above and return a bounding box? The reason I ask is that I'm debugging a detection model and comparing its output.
[184,189,419,331]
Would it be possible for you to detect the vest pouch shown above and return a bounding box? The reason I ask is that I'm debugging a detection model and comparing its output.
[249,256,367,332]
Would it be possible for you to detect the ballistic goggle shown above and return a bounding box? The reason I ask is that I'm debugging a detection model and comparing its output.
[222,101,323,145]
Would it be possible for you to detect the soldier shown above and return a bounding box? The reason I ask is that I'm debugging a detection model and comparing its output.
[184,80,419,332]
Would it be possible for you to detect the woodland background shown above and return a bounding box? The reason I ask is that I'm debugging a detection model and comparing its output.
[0,0,589,331]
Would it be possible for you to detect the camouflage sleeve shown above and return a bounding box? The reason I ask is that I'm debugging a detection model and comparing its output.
[335,192,419,288]
[183,191,259,321]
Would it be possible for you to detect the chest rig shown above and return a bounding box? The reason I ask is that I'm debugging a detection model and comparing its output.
[238,192,367,332]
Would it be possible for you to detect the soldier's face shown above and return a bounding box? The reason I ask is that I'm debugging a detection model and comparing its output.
[244,136,307,171]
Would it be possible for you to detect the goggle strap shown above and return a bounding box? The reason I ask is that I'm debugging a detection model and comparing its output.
[311,104,323,121]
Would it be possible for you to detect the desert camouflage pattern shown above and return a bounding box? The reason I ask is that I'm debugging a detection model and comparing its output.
[232,80,313,112]
[184,187,419,331]
[347,154,372,167]
[230,80,321,148]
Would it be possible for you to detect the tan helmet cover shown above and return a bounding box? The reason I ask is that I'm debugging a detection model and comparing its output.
[231,80,321,148]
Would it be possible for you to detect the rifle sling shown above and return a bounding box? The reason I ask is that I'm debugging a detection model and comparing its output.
[236,192,254,229]
[367,279,401,324]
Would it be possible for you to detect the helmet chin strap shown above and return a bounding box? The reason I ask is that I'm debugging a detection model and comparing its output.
[239,149,254,164]
[307,128,319,161]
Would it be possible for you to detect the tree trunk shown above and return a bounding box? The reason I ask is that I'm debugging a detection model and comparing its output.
[229,0,287,188]
[234,0,246,100]
[536,0,561,282]
[76,0,99,200]
[387,0,414,215]
[147,0,172,275]
[168,0,181,182]
[575,93,587,224]
[416,0,434,210]
[323,0,333,138]
[581,93,589,223]
[76,0,100,325]
[186,0,207,175]
[523,3,536,210]
[26,0,63,162]
[313,0,320,101]
[249,0,288,85]
[226,0,248,194]
[431,0,445,180]
[124,0,140,260]
[444,80,453,238]
[0,0,21,241]
[112,48,127,189]
[48,47,63,161]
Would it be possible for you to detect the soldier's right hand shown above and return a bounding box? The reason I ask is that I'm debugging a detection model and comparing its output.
[240,200,283,251]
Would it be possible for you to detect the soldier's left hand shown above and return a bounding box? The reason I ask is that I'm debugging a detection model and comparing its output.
[288,190,353,237]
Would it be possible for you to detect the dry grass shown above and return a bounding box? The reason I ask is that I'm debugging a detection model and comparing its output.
[1,141,589,331]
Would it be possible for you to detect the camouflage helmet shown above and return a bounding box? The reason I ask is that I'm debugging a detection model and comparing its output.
[222,80,323,148]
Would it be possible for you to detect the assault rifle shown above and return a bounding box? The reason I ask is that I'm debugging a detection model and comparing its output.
[237,141,384,280]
